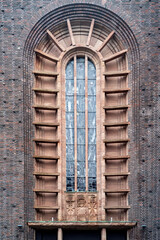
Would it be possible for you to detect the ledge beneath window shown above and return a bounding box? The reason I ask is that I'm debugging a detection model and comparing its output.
[28,221,136,230]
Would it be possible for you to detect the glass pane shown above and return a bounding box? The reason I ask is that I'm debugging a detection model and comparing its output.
[77,95,85,112]
[66,59,74,80]
[77,128,85,144]
[88,113,96,128]
[88,144,96,162]
[66,112,74,128]
[88,96,96,112]
[66,162,75,177]
[66,96,74,112]
[88,128,96,144]
[66,144,74,161]
[88,80,96,95]
[88,177,96,192]
[66,80,74,95]
[77,144,85,161]
[66,177,75,192]
[88,162,96,177]
[77,57,85,80]
[88,60,96,79]
[66,128,74,144]
[77,80,85,95]
[77,161,86,177]
[77,177,86,191]
[77,112,85,128]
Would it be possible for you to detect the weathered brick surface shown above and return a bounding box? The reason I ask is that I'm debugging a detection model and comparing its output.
[0,0,159,239]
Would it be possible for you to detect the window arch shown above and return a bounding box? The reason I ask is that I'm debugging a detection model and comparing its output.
[65,56,96,192]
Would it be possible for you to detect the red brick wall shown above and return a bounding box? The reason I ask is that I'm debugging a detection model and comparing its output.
[0,1,159,239]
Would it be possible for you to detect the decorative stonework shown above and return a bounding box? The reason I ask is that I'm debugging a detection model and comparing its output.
[65,195,76,221]
[65,193,98,221]
[88,195,97,221]
[77,195,87,221]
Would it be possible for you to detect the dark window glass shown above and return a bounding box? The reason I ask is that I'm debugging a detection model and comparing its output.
[36,230,57,240]
[107,231,127,240]
[63,230,101,240]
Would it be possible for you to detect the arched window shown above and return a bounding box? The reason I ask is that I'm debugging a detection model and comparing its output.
[29,16,134,225]
[65,56,96,192]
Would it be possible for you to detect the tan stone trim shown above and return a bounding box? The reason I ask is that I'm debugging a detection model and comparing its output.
[28,221,136,229]
[85,55,88,191]
[86,19,95,46]
[74,55,77,191]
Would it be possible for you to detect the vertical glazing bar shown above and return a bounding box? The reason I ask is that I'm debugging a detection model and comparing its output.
[74,56,77,191]
[85,55,88,191]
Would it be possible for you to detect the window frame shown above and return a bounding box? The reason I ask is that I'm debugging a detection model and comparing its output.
[60,46,102,195]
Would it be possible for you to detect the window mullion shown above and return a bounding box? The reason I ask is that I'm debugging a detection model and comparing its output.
[74,55,77,191]
[85,55,88,191]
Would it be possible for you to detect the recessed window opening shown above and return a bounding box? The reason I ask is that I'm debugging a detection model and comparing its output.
[65,56,96,192]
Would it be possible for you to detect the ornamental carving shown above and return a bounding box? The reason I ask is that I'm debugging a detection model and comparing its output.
[88,195,97,221]
[65,195,76,221]
[77,195,87,221]
[65,193,98,221]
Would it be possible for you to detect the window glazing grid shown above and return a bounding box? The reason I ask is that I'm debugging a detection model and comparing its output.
[65,56,96,192]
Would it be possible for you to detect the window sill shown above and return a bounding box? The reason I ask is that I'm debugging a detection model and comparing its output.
[28,220,137,229]
[64,191,98,193]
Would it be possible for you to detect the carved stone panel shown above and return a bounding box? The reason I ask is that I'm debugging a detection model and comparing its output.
[65,194,76,221]
[88,195,98,221]
[64,193,98,221]
[77,195,87,221]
